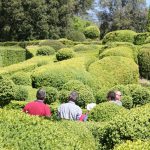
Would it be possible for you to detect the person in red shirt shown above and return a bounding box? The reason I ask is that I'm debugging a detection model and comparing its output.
[23,88,51,117]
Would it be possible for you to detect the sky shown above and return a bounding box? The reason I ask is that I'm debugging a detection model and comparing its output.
[147,0,150,6]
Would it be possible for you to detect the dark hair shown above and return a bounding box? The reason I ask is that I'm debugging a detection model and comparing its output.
[107,91,116,101]
[36,88,46,100]
[68,91,78,102]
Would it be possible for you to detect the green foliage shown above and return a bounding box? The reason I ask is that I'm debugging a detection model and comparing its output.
[56,48,75,61]
[99,46,135,61]
[121,96,133,109]
[0,109,97,150]
[70,16,92,32]
[57,38,74,47]
[84,26,100,39]
[73,44,90,52]
[144,36,150,44]
[11,72,32,86]
[58,90,71,103]
[89,56,139,88]
[44,87,58,104]
[14,85,28,101]
[66,31,86,42]
[138,48,150,79]
[134,32,150,45]
[0,77,15,107]
[0,46,26,67]
[130,86,150,106]
[88,102,127,122]
[39,40,66,51]
[102,30,136,44]
[36,46,55,56]
[62,80,95,107]
[95,103,150,149]
[114,140,150,150]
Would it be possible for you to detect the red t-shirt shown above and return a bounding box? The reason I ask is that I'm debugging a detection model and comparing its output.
[23,100,51,117]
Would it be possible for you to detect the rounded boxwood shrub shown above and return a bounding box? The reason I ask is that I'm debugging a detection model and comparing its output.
[88,102,127,122]
[57,38,74,47]
[66,31,86,42]
[138,48,150,79]
[114,140,150,150]
[56,48,75,61]
[36,46,55,56]
[134,32,150,45]
[58,90,71,103]
[14,85,28,101]
[0,109,98,150]
[62,80,95,108]
[121,96,133,109]
[44,86,58,104]
[73,44,90,52]
[99,46,135,61]
[130,86,150,106]
[144,36,150,44]
[0,77,15,107]
[102,30,136,44]
[89,56,139,88]
[39,40,66,51]
[84,25,100,39]
[11,72,32,86]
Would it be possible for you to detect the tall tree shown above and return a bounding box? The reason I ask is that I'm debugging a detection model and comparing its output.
[147,6,150,32]
[98,0,148,38]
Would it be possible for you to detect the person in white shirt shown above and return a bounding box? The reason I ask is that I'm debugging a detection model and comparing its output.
[58,91,82,120]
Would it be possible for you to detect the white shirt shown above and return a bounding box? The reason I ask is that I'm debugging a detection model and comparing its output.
[58,101,82,120]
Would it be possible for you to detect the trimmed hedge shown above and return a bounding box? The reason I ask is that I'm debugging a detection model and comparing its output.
[14,85,29,101]
[138,48,150,79]
[88,102,127,122]
[0,46,26,67]
[121,96,133,109]
[134,32,150,45]
[94,103,150,149]
[114,140,150,150]
[84,26,100,39]
[99,46,135,61]
[102,30,136,44]
[56,48,75,61]
[36,46,55,56]
[89,56,139,88]
[0,77,15,107]
[0,109,98,150]
[39,40,66,51]
[11,72,32,86]
[44,86,58,104]
[62,80,95,108]
[66,31,86,42]
[57,38,74,47]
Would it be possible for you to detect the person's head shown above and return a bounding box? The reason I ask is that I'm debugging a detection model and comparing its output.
[107,91,116,101]
[68,91,78,102]
[36,88,46,100]
[115,91,122,101]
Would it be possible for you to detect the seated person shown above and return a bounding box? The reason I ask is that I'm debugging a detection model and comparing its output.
[58,91,82,120]
[107,90,122,106]
[23,88,51,117]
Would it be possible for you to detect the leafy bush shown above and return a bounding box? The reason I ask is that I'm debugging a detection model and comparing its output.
[0,77,15,107]
[73,44,90,52]
[58,90,71,103]
[39,40,66,51]
[57,38,74,47]
[138,48,150,79]
[88,102,127,122]
[62,80,95,108]
[121,96,133,109]
[11,72,32,86]
[134,32,150,45]
[114,140,150,150]
[36,46,55,56]
[14,85,28,101]
[102,30,136,44]
[44,86,58,104]
[99,46,135,61]
[144,36,150,44]
[89,56,139,88]
[130,86,150,106]
[66,31,86,42]
[56,48,75,61]
[0,46,26,67]
[84,26,100,39]
[0,109,98,150]
[95,103,150,149]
